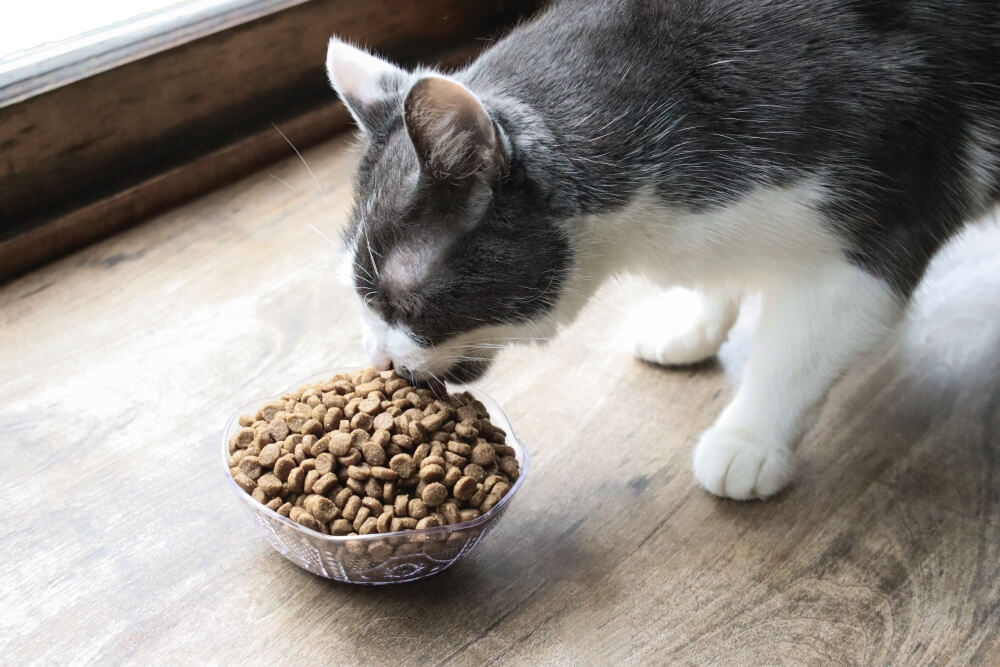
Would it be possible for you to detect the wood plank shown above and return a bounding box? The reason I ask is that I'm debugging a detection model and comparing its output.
[0,135,997,664]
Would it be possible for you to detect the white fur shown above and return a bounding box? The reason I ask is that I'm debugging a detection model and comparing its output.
[692,263,899,498]
[631,288,740,365]
[573,180,899,499]
[567,181,900,499]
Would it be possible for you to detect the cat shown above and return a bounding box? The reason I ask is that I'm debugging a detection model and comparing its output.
[324,0,1000,500]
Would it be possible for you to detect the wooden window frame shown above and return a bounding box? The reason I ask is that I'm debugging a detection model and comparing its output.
[0,0,543,283]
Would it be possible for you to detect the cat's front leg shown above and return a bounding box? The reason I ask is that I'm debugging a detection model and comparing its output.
[693,261,900,500]
[631,288,740,366]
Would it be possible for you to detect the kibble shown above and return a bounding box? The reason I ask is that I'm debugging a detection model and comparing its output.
[228,367,519,536]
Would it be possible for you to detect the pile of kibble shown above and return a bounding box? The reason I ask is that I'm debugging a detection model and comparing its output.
[228,367,519,536]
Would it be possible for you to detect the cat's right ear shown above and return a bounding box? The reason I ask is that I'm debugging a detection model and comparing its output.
[326,37,409,133]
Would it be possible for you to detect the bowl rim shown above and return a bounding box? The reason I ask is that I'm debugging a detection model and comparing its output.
[221,369,531,543]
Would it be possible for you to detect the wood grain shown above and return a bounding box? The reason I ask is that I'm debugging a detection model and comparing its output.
[1,135,998,665]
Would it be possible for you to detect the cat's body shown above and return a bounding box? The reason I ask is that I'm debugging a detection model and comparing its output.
[326,0,1000,499]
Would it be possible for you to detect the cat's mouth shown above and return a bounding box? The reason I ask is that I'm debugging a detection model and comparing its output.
[399,357,492,389]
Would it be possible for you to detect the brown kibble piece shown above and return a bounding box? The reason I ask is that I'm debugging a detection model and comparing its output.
[372,412,395,432]
[376,511,394,533]
[468,486,487,508]
[364,477,383,499]
[443,465,463,487]
[268,418,289,441]
[455,422,478,440]
[301,419,323,437]
[355,379,382,395]
[273,454,295,481]
[447,440,473,457]
[259,443,281,467]
[233,428,255,449]
[351,411,374,431]
[257,402,284,422]
[294,511,321,531]
[358,395,381,415]
[334,487,354,509]
[233,471,255,493]
[463,463,486,482]
[258,473,283,497]
[439,502,460,524]
[421,482,448,507]
[418,463,445,483]
[470,442,496,466]
[499,456,520,480]
[358,517,379,535]
[303,469,320,494]
[352,506,371,532]
[342,494,362,521]
[369,465,395,481]
[459,509,480,522]
[338,450,362,467]
[452,476,478,500]
[305,495,337,522]
[392,517,418,531]
[312,472,338,496]
[361,441,386,466]
[347,464,371,481]
[330,519,352,535]
[313,452,335,475]
[416,516,440,530]
[408,497,428,519]
[420,411,448,432]
[238,456,262,480]
[389,453,414,479]
[361,496,384,514]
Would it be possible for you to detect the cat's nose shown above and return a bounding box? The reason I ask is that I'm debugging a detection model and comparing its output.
[368,353,392,372]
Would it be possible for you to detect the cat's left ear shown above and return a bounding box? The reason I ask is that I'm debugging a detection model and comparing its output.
[403,76,506,182]
[326,37,409,133]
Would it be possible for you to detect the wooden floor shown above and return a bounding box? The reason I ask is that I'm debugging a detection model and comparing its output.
[2,134,998,665]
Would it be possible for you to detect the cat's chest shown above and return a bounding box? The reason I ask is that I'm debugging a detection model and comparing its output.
[572,178,846,288]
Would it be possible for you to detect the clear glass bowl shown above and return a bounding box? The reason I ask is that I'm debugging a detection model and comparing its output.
[220,371,530,585]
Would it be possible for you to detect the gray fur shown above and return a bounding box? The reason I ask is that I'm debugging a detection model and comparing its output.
[338,0,1000,379]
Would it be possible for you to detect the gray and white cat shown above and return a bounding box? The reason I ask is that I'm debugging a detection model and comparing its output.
[325,0,999,500]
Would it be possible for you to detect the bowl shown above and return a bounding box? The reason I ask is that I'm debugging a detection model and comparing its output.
[221,371,530,584]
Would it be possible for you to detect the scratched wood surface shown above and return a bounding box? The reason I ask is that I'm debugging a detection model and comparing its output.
[1,134,998,665]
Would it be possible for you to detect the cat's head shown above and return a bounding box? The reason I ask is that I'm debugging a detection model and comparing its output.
[326,38,576,384]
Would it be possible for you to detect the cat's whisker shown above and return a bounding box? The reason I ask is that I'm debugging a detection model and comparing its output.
[271,122,325,195]
[304,223,340,248]
[268,173,301,195]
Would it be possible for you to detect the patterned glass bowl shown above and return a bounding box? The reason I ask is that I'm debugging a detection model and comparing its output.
[221,372,530,585]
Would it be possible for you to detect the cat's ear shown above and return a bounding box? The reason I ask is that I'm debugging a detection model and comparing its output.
[403,76,504,182]
[326,37,409,133]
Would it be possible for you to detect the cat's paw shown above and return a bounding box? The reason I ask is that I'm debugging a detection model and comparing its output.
[693,427,795,500]
[629,289,738,366]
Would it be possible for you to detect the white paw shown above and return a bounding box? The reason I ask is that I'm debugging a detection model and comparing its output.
[693,427,795,500]
[629,289,738,366]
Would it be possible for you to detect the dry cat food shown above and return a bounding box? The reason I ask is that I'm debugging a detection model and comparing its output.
[228,367,519,536]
